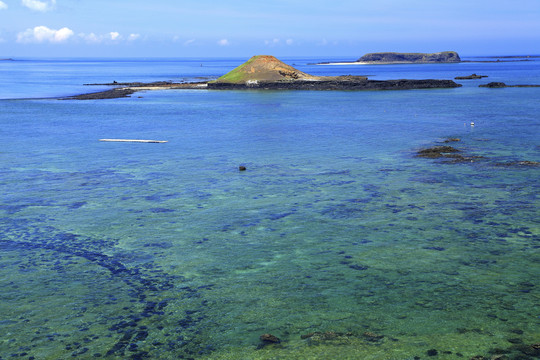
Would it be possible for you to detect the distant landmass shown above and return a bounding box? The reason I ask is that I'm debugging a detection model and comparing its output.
[357,51,461,64]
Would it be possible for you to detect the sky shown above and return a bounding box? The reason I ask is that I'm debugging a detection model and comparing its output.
[0,0,539,58]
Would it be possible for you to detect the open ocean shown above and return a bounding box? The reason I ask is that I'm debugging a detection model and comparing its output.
[0,56,539,359]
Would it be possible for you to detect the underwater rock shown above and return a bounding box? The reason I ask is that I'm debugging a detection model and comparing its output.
[301,331,354,345]
[514,343,540,357]
[426,349,438,356]
[260,334,281,344]
[349,264,369,271]
[494,161,540,167]
[443,138,461,143]
[416,146,460,158]
[507,338,523,344]
[362,331,384,342]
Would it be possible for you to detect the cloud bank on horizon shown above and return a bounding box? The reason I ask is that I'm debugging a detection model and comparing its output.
[1,0,539,57]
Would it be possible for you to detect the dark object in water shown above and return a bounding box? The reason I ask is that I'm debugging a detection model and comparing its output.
[416,146,460,158]
[362,331,384,342]
[239,166,247,171]
[260,334,281,344]
[494,161,540,167]
[426,349,439,356]
[455,74,488,80]
[479,82,507,88]
[64,88,136,100]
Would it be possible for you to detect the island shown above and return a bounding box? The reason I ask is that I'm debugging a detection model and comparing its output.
[64,55,462,100]
[319,51,461,65]
[479,82,540,88]
[455,74,488,80]
[207,55,461,90]
[357,51,461,64]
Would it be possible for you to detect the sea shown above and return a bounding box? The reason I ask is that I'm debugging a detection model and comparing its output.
[0,56,539,360]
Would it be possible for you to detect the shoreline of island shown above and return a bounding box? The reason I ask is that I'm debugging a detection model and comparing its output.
[63,78,463,100]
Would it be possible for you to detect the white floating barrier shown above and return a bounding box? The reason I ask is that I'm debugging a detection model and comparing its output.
[99,139,168,143]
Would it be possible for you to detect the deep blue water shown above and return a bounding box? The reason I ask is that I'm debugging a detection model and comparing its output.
[0,56,539,359]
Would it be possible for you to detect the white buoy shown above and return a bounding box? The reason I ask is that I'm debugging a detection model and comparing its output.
[99,139,168,143]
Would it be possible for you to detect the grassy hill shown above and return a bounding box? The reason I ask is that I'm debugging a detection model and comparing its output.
[212,55,319,84]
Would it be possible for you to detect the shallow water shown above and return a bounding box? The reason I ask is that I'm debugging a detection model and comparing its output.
[0,57,539,359]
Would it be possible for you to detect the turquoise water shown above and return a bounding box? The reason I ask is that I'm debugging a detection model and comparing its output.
[0,57,539,359]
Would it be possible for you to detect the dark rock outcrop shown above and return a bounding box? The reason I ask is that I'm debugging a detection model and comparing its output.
[416,146,461,159]
[259,334,281,344]
[480,82,540,88]
[207,79,461,91]
[357,51,461,63]
[494,161,540,167]
[479,82,507,88]
[63,88,136,100]
[455,74,488,80]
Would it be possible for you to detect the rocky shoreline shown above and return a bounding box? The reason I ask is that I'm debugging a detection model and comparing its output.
[62,82,208,100]
[207,79,462,90]
[61,78,462,100]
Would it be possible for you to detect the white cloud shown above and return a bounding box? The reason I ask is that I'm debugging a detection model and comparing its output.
[184,39,195,46]
[79,32,100,43]
[265,38,280,46]
[0,1,8,10]
[218,38,230,46]
[109,32,121,41]
[17,26,74,43]
[21,0,56,12]
[78,31,136,43]
[264,38,294,46]
[318,38,328,46]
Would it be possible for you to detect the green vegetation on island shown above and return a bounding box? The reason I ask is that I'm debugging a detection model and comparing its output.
[357,51,461,63]
[212,55,319,84]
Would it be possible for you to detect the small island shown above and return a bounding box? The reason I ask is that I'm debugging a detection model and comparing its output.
[65,55,462,100]
[320,51,461,65]
[358,51,461,64]
[455,74,488,80]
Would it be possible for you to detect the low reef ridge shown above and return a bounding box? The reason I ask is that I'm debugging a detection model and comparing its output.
[357,51,461,64]
[208,55,461,90]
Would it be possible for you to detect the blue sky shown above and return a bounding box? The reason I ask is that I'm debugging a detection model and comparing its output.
[1,0,539,57]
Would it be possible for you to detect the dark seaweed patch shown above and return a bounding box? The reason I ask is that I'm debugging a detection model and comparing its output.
[0,219,211,359]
